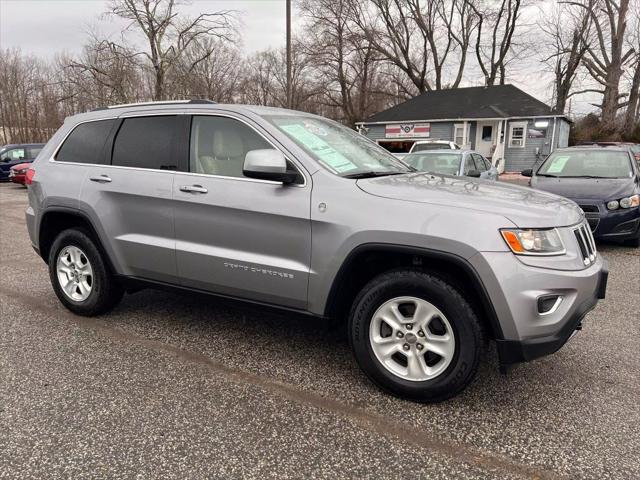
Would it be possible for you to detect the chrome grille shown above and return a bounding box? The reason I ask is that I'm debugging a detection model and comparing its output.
[585,216,600,232]
[573,222,597,266]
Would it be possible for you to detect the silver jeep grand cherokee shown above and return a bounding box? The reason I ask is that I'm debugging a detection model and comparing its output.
[25,101,608,402]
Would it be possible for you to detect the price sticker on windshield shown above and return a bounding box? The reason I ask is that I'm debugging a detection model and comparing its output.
[547,156,569,173]
[281,123,357,173]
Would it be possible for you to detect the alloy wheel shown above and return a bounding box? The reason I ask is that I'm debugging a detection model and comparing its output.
[369,296,455,381]
[56,246,94,302]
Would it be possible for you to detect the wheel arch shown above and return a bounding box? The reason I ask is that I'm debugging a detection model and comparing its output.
[323,243,504,340]
[38,207,118,274]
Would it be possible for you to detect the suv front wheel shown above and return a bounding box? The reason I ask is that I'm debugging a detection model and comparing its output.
[349,269,484,403]
[48,228,123,316]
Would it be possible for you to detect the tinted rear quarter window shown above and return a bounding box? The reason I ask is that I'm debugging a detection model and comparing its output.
[56,120,116,164]
[112,116,176,170]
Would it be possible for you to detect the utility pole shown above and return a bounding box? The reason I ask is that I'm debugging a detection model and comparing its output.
[286,0,292,108]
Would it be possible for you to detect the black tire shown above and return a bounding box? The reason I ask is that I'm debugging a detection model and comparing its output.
[48,228,123,316]
[349,269,484,403]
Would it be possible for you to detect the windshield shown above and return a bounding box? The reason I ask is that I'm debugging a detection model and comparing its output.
[412,143,451,152]
[262,115,411,176]
[537,150,633,178]
[404,152,461,175]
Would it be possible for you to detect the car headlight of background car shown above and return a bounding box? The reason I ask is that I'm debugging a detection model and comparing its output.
[607,194,640,210]
[500,228,565,255]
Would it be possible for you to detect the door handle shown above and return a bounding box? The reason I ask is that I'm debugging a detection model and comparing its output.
[179,184,208,194]
[89,175,112,183]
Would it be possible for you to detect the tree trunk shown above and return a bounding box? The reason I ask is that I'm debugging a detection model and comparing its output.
[600,67,623,130]
[623,57,640,137]
[154,67,164,101]
[599,0,630,130]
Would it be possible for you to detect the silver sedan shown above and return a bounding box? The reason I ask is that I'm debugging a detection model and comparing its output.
[403,150,499,180]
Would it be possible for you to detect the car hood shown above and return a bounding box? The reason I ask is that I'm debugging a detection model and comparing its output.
[531,176,635,202]
[356,173,583,228]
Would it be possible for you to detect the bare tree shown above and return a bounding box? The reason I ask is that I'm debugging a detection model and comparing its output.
[60,35,143,109]
[300,0,391,125]
[540,1,593,112]
[622,0,639,136]
[354,0,477,92]
[0,49,60,143]
[240,45,319,111]
[567,0,634,130]
[170,38,242,102]
[624,57,640,135]
[107,0,236,100]
[406,0,477,89]
[468,0,523,86]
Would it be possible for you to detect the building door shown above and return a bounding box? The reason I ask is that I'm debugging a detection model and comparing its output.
[476,122,496,158]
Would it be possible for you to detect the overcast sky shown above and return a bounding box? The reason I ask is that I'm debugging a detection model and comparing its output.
[0,0,294,55]
[1,0,599,115]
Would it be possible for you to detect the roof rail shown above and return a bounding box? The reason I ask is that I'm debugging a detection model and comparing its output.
[91,99,216,112]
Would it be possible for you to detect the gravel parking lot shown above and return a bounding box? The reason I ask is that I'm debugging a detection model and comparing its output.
[1,182,639,479]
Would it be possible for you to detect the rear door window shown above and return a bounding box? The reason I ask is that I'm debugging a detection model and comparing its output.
[112,116,177,170]
[56,120,116,164]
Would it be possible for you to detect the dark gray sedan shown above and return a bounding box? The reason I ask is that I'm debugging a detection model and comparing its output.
[403,150,499,180]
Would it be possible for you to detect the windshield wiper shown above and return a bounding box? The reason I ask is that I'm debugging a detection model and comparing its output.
[343,171,408,179]
[557,175,618,179]
[536,173,559,177]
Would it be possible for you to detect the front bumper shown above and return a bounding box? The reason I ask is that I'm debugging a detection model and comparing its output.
[469,252,608,365]
[496,262,608,364]
[581,203,640,241]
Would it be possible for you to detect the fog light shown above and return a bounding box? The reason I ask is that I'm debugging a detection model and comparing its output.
[537,295,562,315]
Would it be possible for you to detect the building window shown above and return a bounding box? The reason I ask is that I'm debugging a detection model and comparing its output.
[454,123,470,147]
[509,122,527,148]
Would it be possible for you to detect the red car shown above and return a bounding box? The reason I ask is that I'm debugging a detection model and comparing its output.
[8,162,32,185]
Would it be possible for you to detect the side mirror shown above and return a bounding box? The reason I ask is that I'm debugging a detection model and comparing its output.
[466,169,481,178]
[243,149,298,184]
[521,169,533,177]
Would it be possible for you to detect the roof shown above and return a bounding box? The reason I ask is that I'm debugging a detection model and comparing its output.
[363,84,563,124]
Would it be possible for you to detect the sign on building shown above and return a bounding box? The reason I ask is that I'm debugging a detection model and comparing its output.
[385,123,430,138]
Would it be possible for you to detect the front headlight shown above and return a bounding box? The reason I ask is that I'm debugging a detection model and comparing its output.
[500,228,565,255]
[608,194,639,210]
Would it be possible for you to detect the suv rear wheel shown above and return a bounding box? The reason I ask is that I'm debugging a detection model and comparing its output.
[48,229,123,316]
[349,269,484,403]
